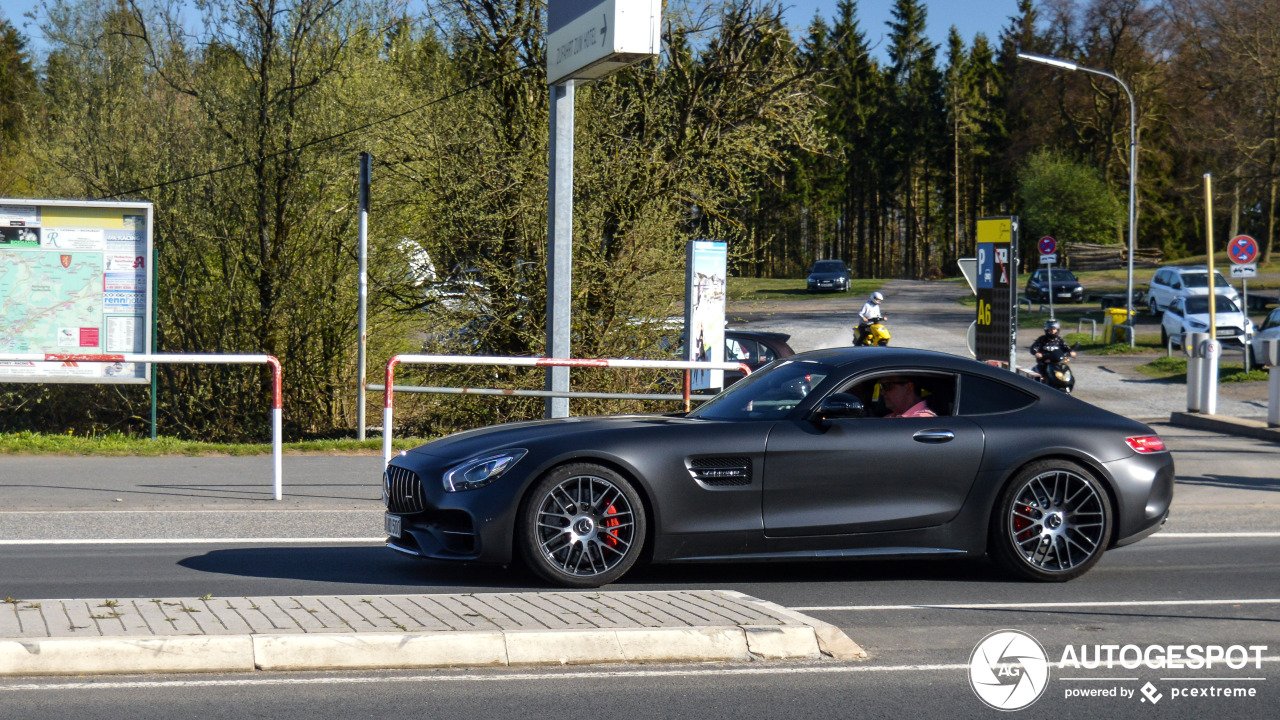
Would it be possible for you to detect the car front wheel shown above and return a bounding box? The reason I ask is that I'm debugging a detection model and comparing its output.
[990,460,1112,582]
[1149,298,1159,316]
[519,463,646,588]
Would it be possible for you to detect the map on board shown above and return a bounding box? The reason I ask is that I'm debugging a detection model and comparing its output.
[0,251,103,353]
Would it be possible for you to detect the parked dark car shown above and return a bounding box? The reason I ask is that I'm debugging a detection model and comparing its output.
[383,347,1173,587]
[1025,268,1084,304]
[806,260,851,293]
[722,330,795,385]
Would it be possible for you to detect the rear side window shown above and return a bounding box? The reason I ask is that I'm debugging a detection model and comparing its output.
[958,374,1037,415]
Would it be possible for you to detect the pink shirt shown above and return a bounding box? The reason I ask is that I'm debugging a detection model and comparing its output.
[887,400,936,418]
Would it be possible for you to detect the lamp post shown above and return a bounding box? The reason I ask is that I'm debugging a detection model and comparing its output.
[1018,52,1138,347]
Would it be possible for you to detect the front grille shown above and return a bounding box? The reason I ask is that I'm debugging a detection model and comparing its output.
[385,464,425,513]
[688,457,752,486]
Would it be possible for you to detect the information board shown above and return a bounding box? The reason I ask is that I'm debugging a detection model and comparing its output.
[683,240,727,390]
[975,217,1018,367]
[0,199,153,383]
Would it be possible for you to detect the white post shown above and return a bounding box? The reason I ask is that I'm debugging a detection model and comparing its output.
[272,407,282,501]
[1185,332,1206,413]
[1202,339,1220,415]
[383,406,393,467]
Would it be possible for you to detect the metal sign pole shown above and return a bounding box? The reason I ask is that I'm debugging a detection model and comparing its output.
[357,152,371,441]
[150,208,158,441]
[1047,260,1055,320]
[546,82,574,419]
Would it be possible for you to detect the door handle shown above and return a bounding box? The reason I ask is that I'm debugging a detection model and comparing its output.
[913,429,955,444]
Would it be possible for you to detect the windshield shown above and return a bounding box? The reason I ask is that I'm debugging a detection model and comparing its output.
[1184,296,1241,314]
[812,261,846,273]
[1040,270,1077,283]
[1182,272,1232,290]
[688,359,832,420]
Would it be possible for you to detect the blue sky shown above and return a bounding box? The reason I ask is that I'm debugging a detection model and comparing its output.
[4,1,1023,60]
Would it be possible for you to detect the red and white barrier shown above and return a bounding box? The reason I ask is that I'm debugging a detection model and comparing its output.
[381,355,752,466]
[0,353,284,500]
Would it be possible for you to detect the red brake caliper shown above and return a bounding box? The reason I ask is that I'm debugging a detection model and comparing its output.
[1013,504,1034,538]
[603,504,621,547]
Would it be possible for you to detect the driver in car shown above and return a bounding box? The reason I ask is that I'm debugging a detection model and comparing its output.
[881,377,936,418]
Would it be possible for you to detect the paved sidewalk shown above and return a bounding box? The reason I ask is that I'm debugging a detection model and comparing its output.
[0,591,864,676]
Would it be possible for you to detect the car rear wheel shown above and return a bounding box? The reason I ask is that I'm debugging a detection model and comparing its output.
[1160,327,1169,347]
[990,460,1112,582]
[1149,298,1159,316]
[519,463,646,588]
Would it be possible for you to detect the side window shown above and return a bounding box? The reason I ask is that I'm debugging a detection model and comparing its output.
[837,372,957,417]
[726,338,756,363]
[1265,309,1280,331]
[958,374,1037,416]
[757,343,777,364]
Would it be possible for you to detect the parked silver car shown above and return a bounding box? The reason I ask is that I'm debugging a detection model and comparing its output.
[1249,307,1280,367]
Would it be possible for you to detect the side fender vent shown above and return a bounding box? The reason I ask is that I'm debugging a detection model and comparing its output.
[688,457,753,487]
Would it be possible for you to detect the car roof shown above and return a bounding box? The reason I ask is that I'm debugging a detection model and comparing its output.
[786,346,1038,383]
[726,329,791,344]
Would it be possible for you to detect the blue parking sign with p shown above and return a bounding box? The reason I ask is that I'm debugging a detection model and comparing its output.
[977,243,994,289]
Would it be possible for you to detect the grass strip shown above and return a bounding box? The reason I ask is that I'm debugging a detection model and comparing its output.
[0,431,435,457]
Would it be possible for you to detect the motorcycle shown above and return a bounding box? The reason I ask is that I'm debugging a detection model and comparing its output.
[1035,342,1079,393]
[853,317,891,347]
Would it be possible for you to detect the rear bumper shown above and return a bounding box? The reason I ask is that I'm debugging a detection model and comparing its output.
[1104,451,1176,547]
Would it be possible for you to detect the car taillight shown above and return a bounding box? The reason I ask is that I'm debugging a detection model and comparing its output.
[1125,436,1166,454]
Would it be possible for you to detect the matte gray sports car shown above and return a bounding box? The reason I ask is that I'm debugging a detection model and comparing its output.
[383,348,1174,587]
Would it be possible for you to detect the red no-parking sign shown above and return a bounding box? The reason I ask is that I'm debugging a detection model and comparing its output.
[1229,235,1258,264]
[1038,236,1057,255]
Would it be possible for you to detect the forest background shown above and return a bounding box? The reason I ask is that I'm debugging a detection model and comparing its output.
[0,0,1277,440]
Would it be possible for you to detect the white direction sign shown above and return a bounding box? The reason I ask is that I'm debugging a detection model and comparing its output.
[1231,263,1257,279]
[1040,253,1058,264]
[547,0,661,84]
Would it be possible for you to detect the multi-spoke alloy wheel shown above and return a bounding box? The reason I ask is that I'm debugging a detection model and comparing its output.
[991,460,1112,582]
[520,464,646,587]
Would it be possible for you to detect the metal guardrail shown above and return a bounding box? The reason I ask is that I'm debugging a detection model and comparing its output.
[379,355,752,466]
[0,352,284,499]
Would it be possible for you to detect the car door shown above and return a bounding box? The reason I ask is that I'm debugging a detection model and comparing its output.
[760,372,985,537]
[1163,297,1185,340]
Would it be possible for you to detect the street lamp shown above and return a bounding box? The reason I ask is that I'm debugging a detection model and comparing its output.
[1018,52,1138,347]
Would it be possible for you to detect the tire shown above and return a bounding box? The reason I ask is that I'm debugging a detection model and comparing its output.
[519,463,646,588]
[877,338,890,346]
[1149,298,1159,317]
[989,460,1112,582]
[1160,327,1169,347]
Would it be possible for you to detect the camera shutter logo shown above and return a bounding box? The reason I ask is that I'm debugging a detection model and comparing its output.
[969,630,1051,711]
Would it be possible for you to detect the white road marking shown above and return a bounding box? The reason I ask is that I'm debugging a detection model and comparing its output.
[1152,532,1280,538]
[0,531,1274,546]
[792,598,1280,612]
[0,538,385,545]
[2,658,1277,693]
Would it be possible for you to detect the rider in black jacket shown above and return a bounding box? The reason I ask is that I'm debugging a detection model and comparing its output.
[1030,319,1076,376]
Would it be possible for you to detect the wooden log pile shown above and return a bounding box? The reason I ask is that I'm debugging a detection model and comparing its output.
[1065,242,1164,271]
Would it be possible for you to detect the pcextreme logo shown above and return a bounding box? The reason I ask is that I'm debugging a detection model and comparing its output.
[968,629,1051,711]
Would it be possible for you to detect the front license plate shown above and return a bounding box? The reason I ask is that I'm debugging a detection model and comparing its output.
[385,513,402,539]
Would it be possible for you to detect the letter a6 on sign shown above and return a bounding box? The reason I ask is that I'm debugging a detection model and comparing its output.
[547,0,661,84]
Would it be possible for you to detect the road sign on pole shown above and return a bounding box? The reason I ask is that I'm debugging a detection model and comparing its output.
[1229,235,1259,265]
[1038,236,1057,255]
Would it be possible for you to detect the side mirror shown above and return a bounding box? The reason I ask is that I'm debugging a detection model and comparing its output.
[817,393,866,420]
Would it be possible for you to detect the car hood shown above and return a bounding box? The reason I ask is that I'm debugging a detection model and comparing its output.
[408,414,696,461]
[1180,311,1246,327]
[808,271,846,280]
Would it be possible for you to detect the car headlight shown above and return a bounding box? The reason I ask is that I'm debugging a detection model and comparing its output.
[807,276,816,283]
[1188,319,1208,330]
[443,449,528,492]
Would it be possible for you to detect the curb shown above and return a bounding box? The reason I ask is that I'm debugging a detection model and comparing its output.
[1169,412,1280,443]
[0,591,865,676]
[1,625,852,675]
